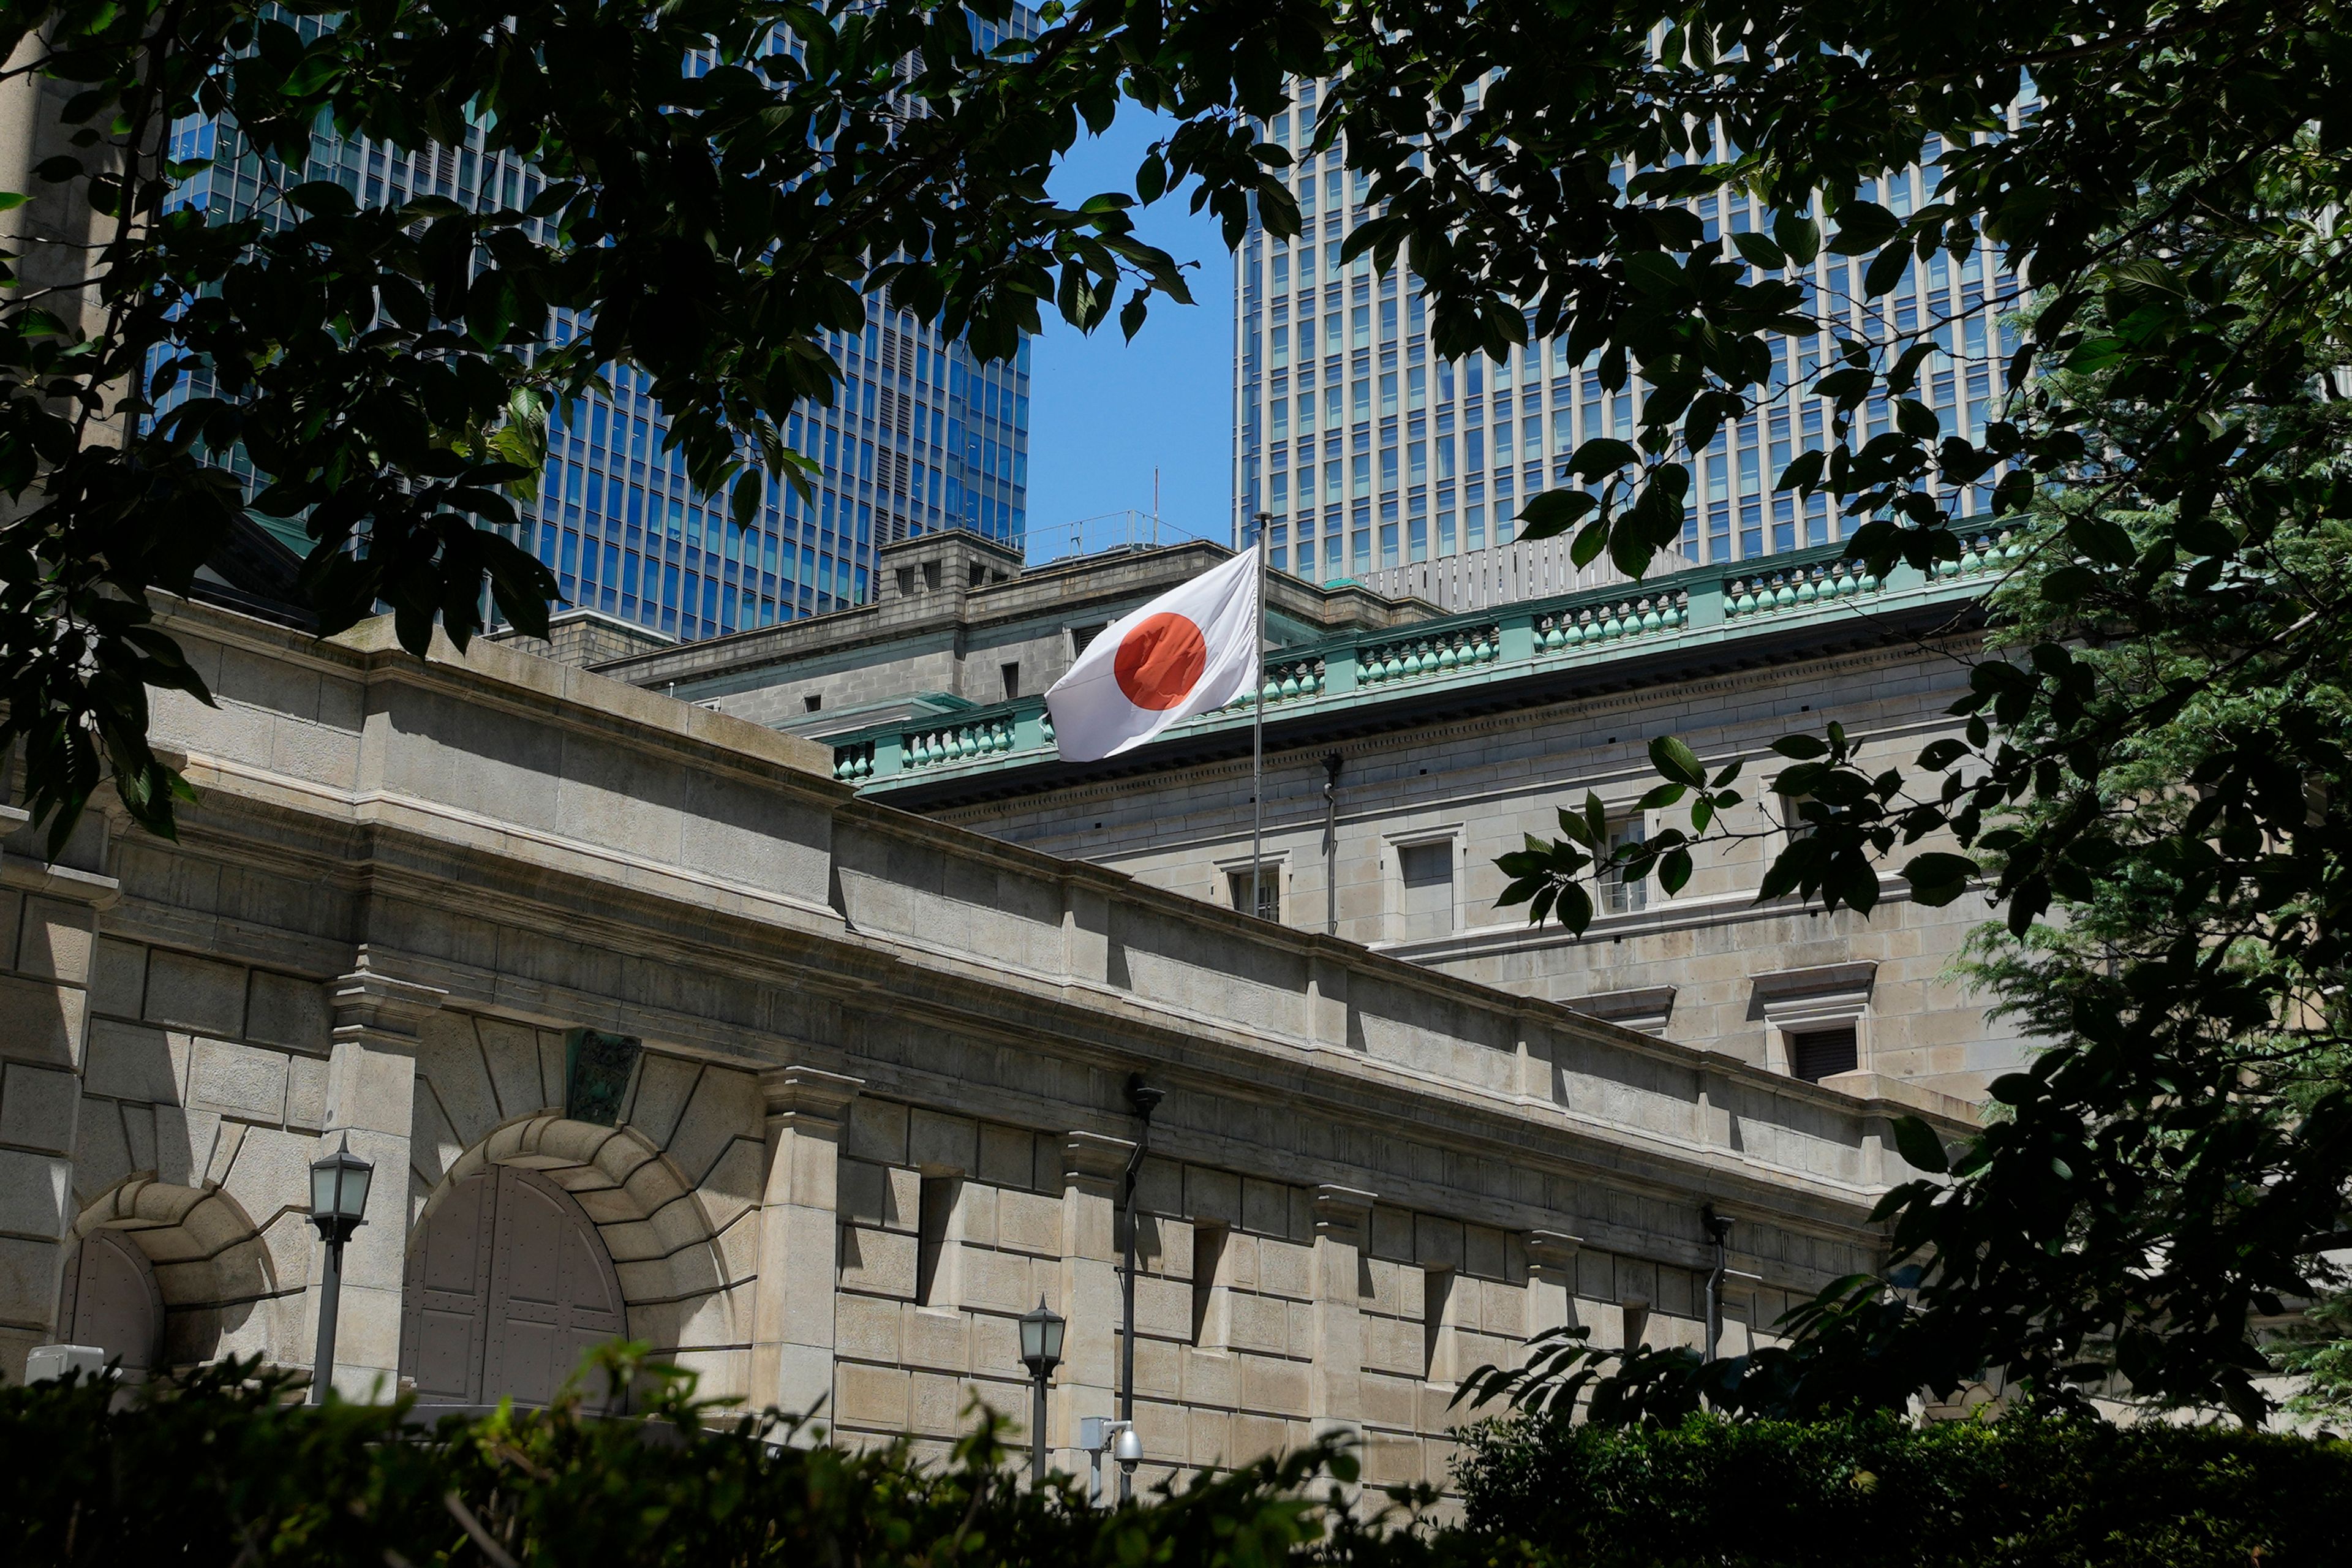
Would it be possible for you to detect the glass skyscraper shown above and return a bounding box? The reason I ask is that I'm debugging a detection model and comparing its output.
[1234,79,2021,584]
[164,12,1035,642]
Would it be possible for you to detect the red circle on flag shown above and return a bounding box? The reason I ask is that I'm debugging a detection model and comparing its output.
[1113,612,1208,710]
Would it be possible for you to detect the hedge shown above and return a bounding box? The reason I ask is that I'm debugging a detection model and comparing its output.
[6,1349,2348,1567]
[0,1352,1374,1568]
[1451,1409,2352,1567]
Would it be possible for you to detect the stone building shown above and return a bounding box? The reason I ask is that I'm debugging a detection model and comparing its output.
[1,595,1960,1490]
[597,526,2027,1105]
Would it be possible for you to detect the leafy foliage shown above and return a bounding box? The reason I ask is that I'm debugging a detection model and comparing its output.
[11,0,2352,1425]
[1,0,1223,855]
[18,1348,2342,1568]
[1452,1408,2352,1568]
[2270,1286,2352,1428]
[1422,13,2352,1420]
[0,1349,1368,1567]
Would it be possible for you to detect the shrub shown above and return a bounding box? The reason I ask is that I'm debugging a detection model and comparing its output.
[1452,1409,2352,1567]
[0,1351,1358,1567]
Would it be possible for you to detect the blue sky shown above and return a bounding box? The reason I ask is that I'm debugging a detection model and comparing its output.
[1023,111,1234,562]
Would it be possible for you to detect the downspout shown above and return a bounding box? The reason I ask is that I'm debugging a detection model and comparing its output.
[1322,752,1344,936]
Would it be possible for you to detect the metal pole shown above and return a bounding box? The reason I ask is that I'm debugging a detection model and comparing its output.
[1030,1369,1049,1486]
[1702,1205,1732,1362]
[1118,1076,1161,1501]
[309,1234,343,1404]
[1322,753,1343,936]
[1249,511,1270,921]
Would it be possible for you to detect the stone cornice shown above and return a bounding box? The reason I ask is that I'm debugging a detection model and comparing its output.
[763,1065,865,1123]
[1062,1130,1136,1187]
[929,631,1981,823]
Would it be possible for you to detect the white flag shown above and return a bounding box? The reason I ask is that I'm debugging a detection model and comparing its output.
[1046,545,1262,763]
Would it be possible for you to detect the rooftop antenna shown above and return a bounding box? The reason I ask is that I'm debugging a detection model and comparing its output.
[1153,468,1161,548]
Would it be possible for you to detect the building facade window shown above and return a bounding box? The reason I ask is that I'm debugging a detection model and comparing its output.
[1396,837,1457,941]
[1227,867,1280,922]
[1790,1025,1861,1082]
[1601,817,1648,914]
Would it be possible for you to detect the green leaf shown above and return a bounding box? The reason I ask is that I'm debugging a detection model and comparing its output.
[1518,488,1598,541]
[1903,852,1978,906]
[1570,437,1638,480]
[1649,735,1705,788]
[1863,243,1913,298]
[287,179,356,218]
[1732,230,1785,270]
[2065,514,2137,567]
[1890,1116,1950,1174]
[1774,209,1821,266]
[1828,202,1901,255]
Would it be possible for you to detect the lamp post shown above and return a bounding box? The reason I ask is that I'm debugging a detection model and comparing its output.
[307,1135,374,1404]
[1017,1295,1066,1485]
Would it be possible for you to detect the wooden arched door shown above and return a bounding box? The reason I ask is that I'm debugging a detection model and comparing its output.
[400,1166,627,1408]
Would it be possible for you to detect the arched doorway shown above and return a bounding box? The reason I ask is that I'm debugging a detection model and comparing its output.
[55,1230,163,1378]
[399,1166,627,1408]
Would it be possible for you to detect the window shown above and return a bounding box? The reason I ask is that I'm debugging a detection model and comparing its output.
[915,1174,959,1307]
[1000,661,1021,700]
[1398,841,1455,940]
[1422,1267,1454,1380]
[1602,818,1648,913]
[1191,1223,1227,1347]
[1071,622,1106,656]
[802,693,822,714]
[895,566,915,597]
[1227,868,1279,922]
[1790,1027,1860,1083]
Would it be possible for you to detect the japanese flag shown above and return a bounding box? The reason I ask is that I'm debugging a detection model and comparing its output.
[1046,545,1263,763]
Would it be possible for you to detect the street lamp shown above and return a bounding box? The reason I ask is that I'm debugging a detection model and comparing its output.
[307,1135,374,1404]
[1017,1296,1066,1485]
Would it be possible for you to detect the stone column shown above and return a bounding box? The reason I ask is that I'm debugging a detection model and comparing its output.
[1309,1185,1375,1446]
[0,808,119,1377]
[1060,1130,1133,1474]
[748,1065,862,1433]
[1523,1231,1583,1344]
[317,961,443,1399]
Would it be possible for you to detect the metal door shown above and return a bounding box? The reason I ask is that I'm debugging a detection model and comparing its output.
[57,1230,162,1374]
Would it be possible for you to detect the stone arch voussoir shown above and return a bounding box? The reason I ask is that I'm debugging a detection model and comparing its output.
[70,1175,285,1370]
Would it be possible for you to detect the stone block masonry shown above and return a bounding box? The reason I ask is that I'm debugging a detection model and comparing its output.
[4,597,1966,1488]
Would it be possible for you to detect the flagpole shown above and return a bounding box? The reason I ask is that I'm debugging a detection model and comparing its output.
[1250,511,1270,921]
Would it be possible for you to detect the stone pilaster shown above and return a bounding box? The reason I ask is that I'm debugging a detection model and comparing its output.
[1523,1230,1584,1343]
[1310,1184,1375,1442]
[1060,1130,1133,1473]
[0,804,119,1378]
[317,959,443,1398]
[749,1065,863,1432]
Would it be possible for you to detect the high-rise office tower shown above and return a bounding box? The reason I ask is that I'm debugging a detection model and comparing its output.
[162,13,1035,643]
[1234,80,2020,587]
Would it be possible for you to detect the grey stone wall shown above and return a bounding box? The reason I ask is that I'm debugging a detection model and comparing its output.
[2,600,1960,1487]
[942,635,2022,1104]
